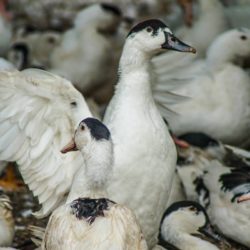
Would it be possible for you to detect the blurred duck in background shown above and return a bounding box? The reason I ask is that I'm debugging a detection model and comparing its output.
[155,28,250,148]
[50,4,122,99]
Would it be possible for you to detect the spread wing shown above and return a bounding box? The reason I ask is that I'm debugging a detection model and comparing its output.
[0,69,91,217]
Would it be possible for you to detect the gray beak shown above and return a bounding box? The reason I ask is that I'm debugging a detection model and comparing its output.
[199,223,221,242]
[162,32,196,53]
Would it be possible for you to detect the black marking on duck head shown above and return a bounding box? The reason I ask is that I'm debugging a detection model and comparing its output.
[82,118,110,141]
[127,19,168,37]
[70,197,115,224]
[101,3,121,17]
[178,133,219,149]
[161,200,209,225]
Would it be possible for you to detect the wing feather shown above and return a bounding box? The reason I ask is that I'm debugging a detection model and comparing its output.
[0,69,91,217]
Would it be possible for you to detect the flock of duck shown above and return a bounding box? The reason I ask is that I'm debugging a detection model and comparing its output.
[0,0,250,249]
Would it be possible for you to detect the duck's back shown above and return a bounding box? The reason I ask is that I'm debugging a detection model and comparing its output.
[42,198,148,250]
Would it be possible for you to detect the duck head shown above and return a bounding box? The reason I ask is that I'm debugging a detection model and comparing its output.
[160,201,223,245]
[61,117,111,155]
[126,19,196,56]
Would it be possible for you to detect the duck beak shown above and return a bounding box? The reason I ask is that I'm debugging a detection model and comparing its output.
[162,32,196,53]
[237,193,250,203]
[61,139,77,154]
[198,223,222,242]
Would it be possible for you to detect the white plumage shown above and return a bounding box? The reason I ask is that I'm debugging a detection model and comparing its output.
[50,4,122,95]
[164,28,250,147]
[104,19,195,248]
[0,69,91,217]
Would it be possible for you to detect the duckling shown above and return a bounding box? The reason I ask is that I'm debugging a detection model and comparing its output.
[42,118,148,250]
[159,201,246,250]
[103,19,195,248]
[0,191,14,247]
[50,3,122,96]
[162,28,250,147]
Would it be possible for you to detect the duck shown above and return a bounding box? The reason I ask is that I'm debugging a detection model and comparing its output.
[0,19,195,249]
[50,3,122,96]
[159,200,247,250]
[0,191,14,247]
[161,28,250,147]
[174,132,250,247]
[7,30,61,70]
[42,117,148,250]
[103,19,195,248]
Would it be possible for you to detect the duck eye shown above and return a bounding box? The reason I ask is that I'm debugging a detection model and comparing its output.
[171,37,177,42]
[70,101,77,107]
[240,35,247,40]
[189,206,197,212]
[146,27,153,33]
[80,124,85,131]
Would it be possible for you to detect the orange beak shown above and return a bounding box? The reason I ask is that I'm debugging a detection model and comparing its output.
[61,139,77,154]
[237,193,250,203]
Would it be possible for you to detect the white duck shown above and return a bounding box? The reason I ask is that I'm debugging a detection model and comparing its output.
[7,31,61,69]
[104,19,195,248]
[0,19,195,248]
[159,200,246,250]
[0,191,14,247]
[50,3,122,95]
[42,117,148,250]
[164,28,250,147]
[174,133,250,247]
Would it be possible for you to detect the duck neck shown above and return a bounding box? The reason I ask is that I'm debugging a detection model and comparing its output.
[67,141,113,203]
[116,41,153,96]
[206,39,238,71]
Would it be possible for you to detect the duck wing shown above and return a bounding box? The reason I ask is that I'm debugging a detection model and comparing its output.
[0,69,91,217]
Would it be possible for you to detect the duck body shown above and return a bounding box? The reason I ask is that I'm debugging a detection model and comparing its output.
[105,63,177,247]
[43,198,147,250]
[167,29,250,147]
[204,160,250,247]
